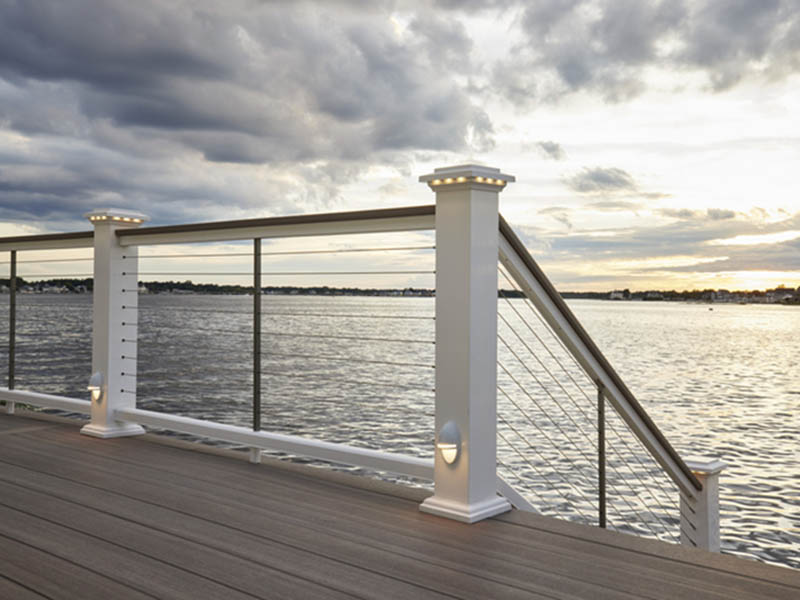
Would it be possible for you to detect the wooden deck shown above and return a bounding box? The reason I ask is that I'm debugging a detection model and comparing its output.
[0,412,797,600]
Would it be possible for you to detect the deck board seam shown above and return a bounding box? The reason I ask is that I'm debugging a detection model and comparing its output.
[0,501,286,600]
[0,452,765,598]
[0,572,53,600]
[495,517,800,589]
[0,424,60,436]
[1,442,794,598]
[0,446,787,599]
[0,434,424,520]
[1,415,796,599]
[11,426,428,507]
[0,481,471,600]
[0,464,752,600]
[0,531,162,600]
[0,476,597,600]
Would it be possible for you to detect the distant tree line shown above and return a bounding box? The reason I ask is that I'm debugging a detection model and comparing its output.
[1,278,797,303]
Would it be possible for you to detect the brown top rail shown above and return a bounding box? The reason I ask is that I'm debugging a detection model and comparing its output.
[0,230,93,245]
[117,205,436,239]
[499,215,703,492]
[0,206,435,250]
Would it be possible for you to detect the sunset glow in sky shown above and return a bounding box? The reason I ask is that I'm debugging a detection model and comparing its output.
[1,1,799,291]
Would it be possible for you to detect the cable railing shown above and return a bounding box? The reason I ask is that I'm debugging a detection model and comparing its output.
[497,265,682,542]
[495,216,718,546]
[0,167,724,556]
[125,232,436,470]
[0,248,94,405]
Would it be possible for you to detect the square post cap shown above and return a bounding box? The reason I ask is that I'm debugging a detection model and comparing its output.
[685,458,727,476]
[85,209,150,226]
[419,164,515,191]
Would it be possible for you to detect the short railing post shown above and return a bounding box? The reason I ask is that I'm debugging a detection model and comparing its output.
[680,459,726,551]
[250,237,262,464]
[6,249,16,414]
[81,209,149,438]
[418,164,515,523]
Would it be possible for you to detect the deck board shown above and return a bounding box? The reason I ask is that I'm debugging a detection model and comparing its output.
[0,412,797,600]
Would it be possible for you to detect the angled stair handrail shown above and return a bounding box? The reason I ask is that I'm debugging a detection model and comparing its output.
[498,215,702,498]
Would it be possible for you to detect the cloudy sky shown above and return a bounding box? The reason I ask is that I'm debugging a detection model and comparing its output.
[1,0,799,291]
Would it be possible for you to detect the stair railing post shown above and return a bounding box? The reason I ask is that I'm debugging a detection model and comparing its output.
[419,164,515,523]
[598,385,606,528]
[680,458,726,551]
[81,209,149,439]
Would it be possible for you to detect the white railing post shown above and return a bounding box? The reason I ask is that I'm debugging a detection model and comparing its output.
[418,164,515,523]
[81,209,149,438]
[681,458,726,551]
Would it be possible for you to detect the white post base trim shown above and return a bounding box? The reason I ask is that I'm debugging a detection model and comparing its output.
[420,495,511,523]
[249,447,262,464]
[80,422,146,439]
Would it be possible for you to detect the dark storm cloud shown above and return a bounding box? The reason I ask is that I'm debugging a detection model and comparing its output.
[0,0,496,230]
[565,167,637,194]
[494,0,800,104]
[0,1,493,162]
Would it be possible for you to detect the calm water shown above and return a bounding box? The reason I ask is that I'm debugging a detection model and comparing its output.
[0,294,797,569]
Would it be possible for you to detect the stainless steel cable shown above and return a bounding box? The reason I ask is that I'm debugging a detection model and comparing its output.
[497,415,597,523]
[136,306,434,320]
[498,307,598,430]
[497,335,599,459]
[260,311,434,320]
[129,245,435,260]
[13,274,93,278]
[0,257,93,264]
[260,331,434,345]
[496,455,549,513]
[499,305,680,520]
[16,304,91,310]
[138,323,250,337]
[498,352,665,540]
[499,266,682,522]
[498,266,594,386]
[132,270,435,276]
[496,383,601,511]
[260,369,435,392]
[261,350,434,370]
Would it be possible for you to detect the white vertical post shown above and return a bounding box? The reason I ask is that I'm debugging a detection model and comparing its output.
[81,209,149,439]
[418,165,515,523]
[680,458,726,551]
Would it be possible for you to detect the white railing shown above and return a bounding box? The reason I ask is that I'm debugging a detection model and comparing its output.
[0,163,723,550]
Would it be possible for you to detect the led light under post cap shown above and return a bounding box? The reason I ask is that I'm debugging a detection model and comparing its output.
[88,371,104,403]
[437,420,461,465]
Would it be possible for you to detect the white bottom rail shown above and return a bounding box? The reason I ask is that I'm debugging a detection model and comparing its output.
[0,388,91,415]
[0,392,533,510]
[115,406,435,480]
[115,407,530,511]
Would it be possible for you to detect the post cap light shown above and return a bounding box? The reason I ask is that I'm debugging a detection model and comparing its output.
[419,164,515,191]
[88,371,104,403]
[84,208,150,226]
[437,420,461,465]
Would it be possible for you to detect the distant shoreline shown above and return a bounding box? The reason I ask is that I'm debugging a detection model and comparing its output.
[1,277,798,305]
